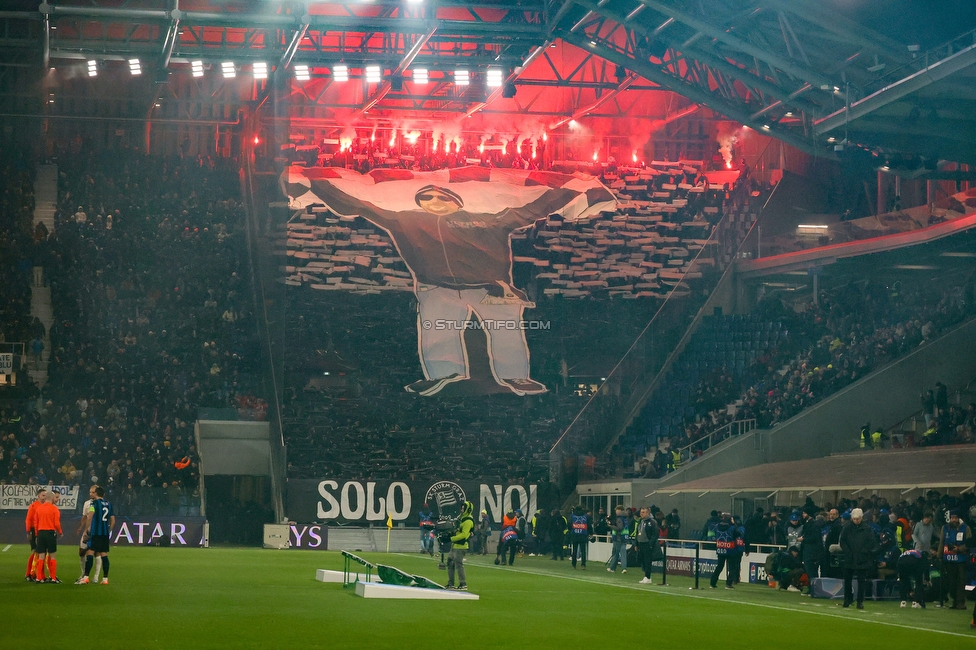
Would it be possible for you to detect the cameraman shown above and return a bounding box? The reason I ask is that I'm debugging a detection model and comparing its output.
[447,501,475,591]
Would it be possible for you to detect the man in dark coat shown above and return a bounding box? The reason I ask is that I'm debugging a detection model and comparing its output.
[799,511,825,593]
[549,509,567,561]
[838,508,880,609]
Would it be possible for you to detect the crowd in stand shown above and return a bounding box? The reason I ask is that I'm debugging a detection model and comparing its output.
[728,490,976,609]
[300,138,553,174]
[0,147,263,517]
[0,156,45,401]
[279,156,761,484]
[627,267,976,477]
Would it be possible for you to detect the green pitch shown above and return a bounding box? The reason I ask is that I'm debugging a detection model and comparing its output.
[1,546,971,648]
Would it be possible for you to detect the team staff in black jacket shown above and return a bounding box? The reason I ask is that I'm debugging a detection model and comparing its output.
[839,508,880,609]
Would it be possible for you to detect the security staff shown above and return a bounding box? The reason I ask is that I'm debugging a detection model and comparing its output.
[870,428,883,449]
[940,510,970,609]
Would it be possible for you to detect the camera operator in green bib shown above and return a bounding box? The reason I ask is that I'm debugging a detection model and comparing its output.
[447,501,475,591]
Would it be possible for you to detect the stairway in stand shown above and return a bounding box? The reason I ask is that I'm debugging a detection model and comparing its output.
[28,164,57,390]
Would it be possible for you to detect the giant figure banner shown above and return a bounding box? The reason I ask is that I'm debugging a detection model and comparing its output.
[281,166,615,396]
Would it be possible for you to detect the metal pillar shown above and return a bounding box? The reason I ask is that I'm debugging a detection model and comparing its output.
[877,170,884,215]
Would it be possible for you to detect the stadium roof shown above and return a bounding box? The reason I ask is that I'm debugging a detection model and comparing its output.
[646,447,976,496]
[1,1,975,162]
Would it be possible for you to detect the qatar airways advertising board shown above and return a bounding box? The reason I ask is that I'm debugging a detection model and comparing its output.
[0,515,206,547]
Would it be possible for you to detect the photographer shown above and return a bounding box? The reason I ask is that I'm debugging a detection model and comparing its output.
[568,505,592,569]
[446,501,475,591]
[495,509,519,566]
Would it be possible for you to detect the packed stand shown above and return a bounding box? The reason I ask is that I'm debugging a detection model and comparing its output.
[0,157,47,399]
[620,273,976,477]
[728,490,976,610]
[0,147,263,517]
[282,158,753,301]
[278,156,765,483]
[280,290,651,487]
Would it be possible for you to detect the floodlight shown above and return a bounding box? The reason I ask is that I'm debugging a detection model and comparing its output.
[413,68,428,84]
[454,69,469,86]
[487,68,503,88]
[128,59,142,76]
[365,65,381,84]
[191,60,204,78]
[253,62,268,80]
[333,64,348,82]
[87,60,97,77]
[294,64,310,82]
[221,61,236,79]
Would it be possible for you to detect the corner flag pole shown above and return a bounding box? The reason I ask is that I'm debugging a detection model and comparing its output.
[386,514,393,552]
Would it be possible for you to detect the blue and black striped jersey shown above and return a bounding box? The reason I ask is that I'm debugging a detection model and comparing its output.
[89,499,114,537]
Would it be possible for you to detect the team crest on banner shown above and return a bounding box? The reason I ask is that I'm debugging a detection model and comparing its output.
[425,481,466,515]
[281,166,615,396]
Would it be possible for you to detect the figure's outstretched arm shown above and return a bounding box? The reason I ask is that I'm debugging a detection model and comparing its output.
[307,179,385,222]
[502,186,615,226]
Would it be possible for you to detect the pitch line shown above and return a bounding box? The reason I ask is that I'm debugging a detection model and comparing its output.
[392,554,975,639]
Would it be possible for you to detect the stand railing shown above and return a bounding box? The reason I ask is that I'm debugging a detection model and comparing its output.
[672,418,757,468]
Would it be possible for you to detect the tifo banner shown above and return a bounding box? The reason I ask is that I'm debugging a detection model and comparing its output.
[286,478,538,525]
[0,484,80,510]
[0,515,206,547]
[281,165,615,396]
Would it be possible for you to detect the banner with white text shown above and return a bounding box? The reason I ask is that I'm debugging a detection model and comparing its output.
[286,479,539,526]
[0,484,80,511]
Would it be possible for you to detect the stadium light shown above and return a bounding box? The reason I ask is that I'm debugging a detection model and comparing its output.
[487,68,503,88]
[333,64,348,82]
[294,64,310,82]
[87,60,97,77]
[253,62,268,80]
[454,69,469,86]
[412,68,428,84]
[221,61,236,79]
[191,60,204,78]
[365,65,381,84]
[128,59,142,76]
